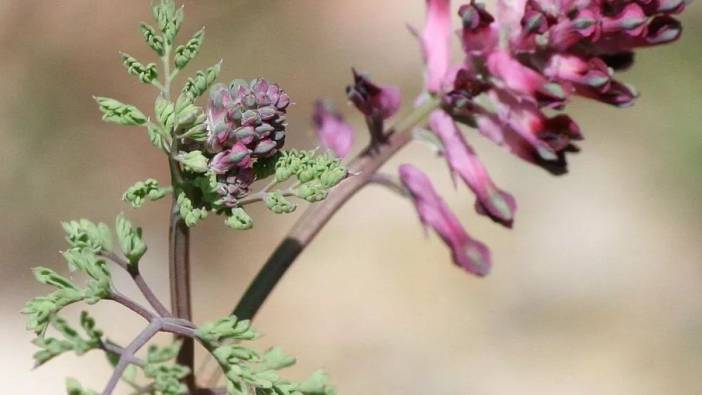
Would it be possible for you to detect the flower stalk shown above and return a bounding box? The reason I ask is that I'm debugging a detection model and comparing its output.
[232,96,440,321]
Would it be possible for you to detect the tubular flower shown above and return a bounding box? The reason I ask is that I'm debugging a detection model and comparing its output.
[312,101,354,159]
[399,164,491,276]
[346,69,401,121]
[205,78,291,206]
[403,0,687,275]
[346,69,401,142]
[420,0,453,93]
[429,110,517,227]
[440,0,687,173]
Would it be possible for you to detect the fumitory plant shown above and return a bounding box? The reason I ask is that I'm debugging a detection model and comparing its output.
[22,0,689,394]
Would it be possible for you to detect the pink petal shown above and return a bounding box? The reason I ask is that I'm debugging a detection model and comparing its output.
[347,69,402,120]
[420,0,452,93]
[312,101,354,158]
[429,110,517,227]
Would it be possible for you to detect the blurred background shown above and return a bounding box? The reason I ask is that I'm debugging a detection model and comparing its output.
[1,1,701,394]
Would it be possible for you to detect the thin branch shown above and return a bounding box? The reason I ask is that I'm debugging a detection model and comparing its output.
[102,252,172,317]
[101,340,145,367]
[109,291,157,322]
[101,320,161,395]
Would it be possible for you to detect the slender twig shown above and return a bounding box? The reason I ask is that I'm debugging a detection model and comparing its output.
[109,291,156,322]
[102,252,172,317]
[101,320,161,395]
[132,269,172,317]
[101,340,145,367]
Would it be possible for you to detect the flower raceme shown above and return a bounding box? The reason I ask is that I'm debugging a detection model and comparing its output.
[205,79,291,206]
[394,0,687,275]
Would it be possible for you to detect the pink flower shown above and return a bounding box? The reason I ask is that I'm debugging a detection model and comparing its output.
[486,50,566,104]
[429,110,516,227]
[346,69,401,142]
[460,0,498,55]
[403,0,687,272]
[346,69,401,120]
[312,101,354,158]
[420,0,453,92]
[399,164,491,276]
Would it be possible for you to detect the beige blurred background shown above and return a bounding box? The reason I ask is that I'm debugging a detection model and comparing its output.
[1,1,700,394]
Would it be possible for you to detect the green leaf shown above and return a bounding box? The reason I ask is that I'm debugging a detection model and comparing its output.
[120,52,158,84]
[181,61,221,103]
[82,260,111,305]
[144,341,190,395]
[174,27,204,69]
[66,378,98,395]
[176,193,208,227]
[264,192,296,214]
[155,96,176,131]
[115,214,148,266]
[140,23,165,56]
[195,316,258,346]
[123,178,169,208]
[225,208,254,230]
[147,341,182,364]
[259,347,296,371]
[296,370,332,394]
[61,219,113,253]
[33,267,80,292]
[23,289,83,336]
[273,150,347,189]
[94,97,147,126]
[147,122,171,151]
[152,0,183,45]
[294,182,328,203]
[175,150,209,173]
[32,312,103,367]
[60,249,111,302]
[192,171,222,208]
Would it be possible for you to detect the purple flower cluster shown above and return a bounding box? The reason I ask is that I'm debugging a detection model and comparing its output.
[405,0,687,275]
[308,0,687,276]
[205,79,291,206]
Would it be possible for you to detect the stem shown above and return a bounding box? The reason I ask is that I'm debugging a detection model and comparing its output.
[161,37,196,391]
[101,320,161,395]
[132,269,172,317]
[168,200,196,390]
[103,252,172,317]
[101,340,145,367]
[233,97,439,320]
[109,291,157,322]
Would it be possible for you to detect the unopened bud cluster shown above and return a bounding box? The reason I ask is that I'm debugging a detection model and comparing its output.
[205,79,291,206]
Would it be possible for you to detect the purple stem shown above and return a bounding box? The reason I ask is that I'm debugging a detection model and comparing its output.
[103,252,172,317]
[101,320,161,395]
[109,291,156,322]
